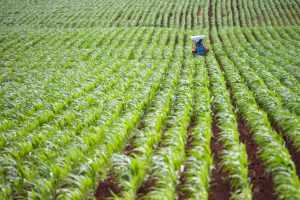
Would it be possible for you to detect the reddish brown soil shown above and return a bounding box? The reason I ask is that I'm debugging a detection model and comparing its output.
[208,118,231,200]
[238,118,277,200]
[272,124,300,177]
[124,119,146,155]
[185,116,196,150]
[136,116,176,196]
[96,118,148,198]
[197,7,202,16]
[284,138,300,177]
[95,124,142,199]
[137,177,156,197]
[123,134,139,156]
[95,175,122,200]
[185,130,194,151]
[123,142,136,156]
[177,165,188,200]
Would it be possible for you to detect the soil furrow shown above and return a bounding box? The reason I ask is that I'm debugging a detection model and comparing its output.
[238,118,277,200]
[272,124,300,178]
[208,117,231,200]
[95,175,122,200]
[94,108,154,199]
[176,115,197,199]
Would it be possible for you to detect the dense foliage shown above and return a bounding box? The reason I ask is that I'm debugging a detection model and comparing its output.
[0,0,299,199]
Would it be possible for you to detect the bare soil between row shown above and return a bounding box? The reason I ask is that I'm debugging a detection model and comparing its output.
[208,118,231,200]
[238,118,277,200]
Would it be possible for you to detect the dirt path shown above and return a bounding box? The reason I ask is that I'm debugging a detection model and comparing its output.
[208,118,231,200]
[238,118,277,200]
[176,116,197,199]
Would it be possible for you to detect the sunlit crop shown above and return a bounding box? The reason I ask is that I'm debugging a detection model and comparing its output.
[1,0,299,199]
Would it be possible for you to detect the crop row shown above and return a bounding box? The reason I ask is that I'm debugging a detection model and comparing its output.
[0,56,161,198]
[206,52,251,200]
[2,0,300,29]
[1,26,198,199]
[211,27,300,199]
[0,0,205,29]
[211,0,300,27]
[214,27,300,153]
[1,0,300,198]
[96,60,182,199]
[0,27,183,140]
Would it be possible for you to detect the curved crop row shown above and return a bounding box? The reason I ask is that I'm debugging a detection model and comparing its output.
[96,60,181,199]
[212,28,300,200]
[223,28,300,115]
[214,28,300,152]
[177,58,213,200]
[206,52,251,200]
[138,60,193,200]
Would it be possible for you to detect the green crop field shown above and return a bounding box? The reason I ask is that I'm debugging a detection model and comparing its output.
[0,0,300,199]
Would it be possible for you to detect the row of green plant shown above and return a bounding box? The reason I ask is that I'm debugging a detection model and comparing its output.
[49,28,183,199]
[0,0,207,29]
[250,27,300,80]
[215,28,300,152]
[206,52,252,200]
[93,31,189,199]
[0,26,187,199]
[99,60,182,199]
[2,0,299,30]
[138,60,193,200]
[0,27,173,140]
[264,0,300,26]
[277,26,300,43]
[0,57,162,199]
[62,61,169,200]
[212,29,300,200]
[254,27,300,61]
[178,58,212,199]
[0,28,124,131]
[234,27,300,94]
[0,59,131,151]
[224,28,300,115]
[211,0,300,28]
[2,61,133,159]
